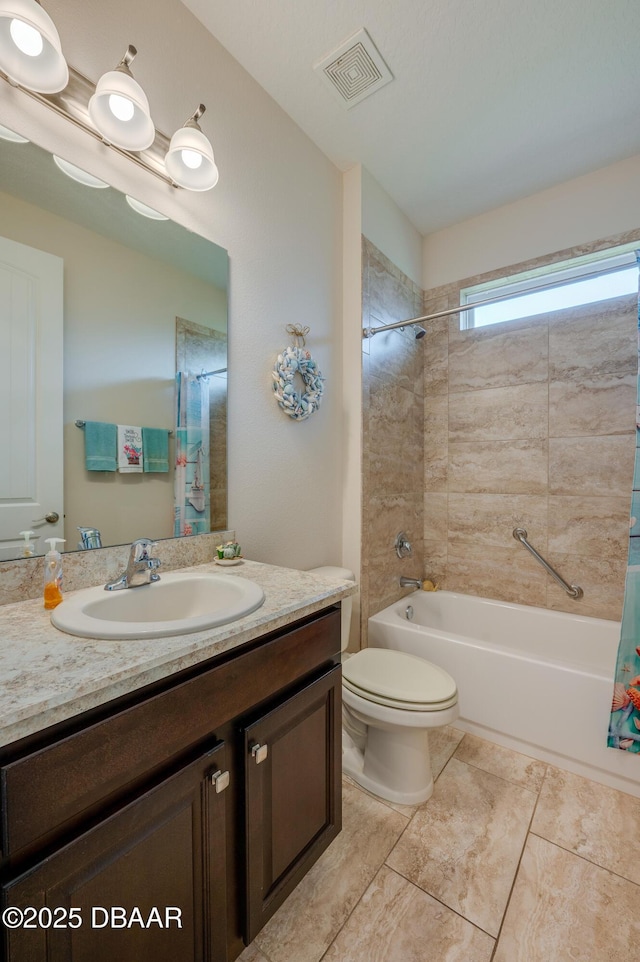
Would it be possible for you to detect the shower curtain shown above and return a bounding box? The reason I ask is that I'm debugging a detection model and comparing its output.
[608,252,640,753]
[173,372,211,537]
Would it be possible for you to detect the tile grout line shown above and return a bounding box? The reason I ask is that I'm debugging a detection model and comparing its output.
[381,860,499,943]
[527,832,640,891]
[488,761,550,961]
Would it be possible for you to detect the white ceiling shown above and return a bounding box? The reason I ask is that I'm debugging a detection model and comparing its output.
[181,0,640,236]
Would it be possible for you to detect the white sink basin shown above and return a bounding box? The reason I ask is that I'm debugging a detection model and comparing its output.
[51,570,265,639]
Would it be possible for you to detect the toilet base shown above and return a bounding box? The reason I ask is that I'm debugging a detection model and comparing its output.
[342,724,434,806]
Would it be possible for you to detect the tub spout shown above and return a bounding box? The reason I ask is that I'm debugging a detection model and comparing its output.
[399,576,422,590]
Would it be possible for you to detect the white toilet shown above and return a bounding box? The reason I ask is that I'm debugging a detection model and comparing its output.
[309,566,459,805]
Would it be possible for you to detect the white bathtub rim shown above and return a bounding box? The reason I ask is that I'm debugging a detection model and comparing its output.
[373,589,620,677]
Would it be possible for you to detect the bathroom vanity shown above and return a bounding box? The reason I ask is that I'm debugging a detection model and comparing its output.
[0,561,354,961]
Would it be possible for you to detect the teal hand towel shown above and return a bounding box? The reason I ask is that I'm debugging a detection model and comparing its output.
[84,421,117,471]
[142,427,170,473]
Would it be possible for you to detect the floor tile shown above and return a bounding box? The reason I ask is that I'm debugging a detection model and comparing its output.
[323,865,494,962]
[531,766,640,885]
[493,834,640,962]
[343,773,416,818]
[454,733,547,792]
[430,724,465,779]
[237,945,270,962]
[254,778,407,962]
[386,757,536,936]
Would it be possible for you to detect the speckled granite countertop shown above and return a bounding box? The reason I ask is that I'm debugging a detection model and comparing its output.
[0,560,357,748]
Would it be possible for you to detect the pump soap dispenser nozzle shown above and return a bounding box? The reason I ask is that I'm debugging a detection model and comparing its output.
[43,538,66,610]
[18,530,35,557]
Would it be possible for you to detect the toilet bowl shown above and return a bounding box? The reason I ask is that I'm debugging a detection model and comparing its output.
[309,566,459,805]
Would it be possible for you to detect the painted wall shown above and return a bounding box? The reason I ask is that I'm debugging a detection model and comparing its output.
[423,153,640,289]
[361,168,423,288]
[0,0,343,573]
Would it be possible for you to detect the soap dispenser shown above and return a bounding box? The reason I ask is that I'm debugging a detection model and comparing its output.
[43,538,65,610]
[18,530,36,557]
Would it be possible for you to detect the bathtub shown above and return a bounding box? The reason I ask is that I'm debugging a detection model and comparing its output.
[368,590,640,797]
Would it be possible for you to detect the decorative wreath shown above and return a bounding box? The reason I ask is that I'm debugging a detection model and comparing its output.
[272,327,325,421]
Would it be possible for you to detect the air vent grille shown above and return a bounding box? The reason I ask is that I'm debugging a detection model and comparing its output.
[314,28,393,108]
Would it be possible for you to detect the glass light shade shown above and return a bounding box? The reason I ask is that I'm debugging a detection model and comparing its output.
[0,121,28,142]
[125,195,169,220]
[165,125,218,191]
[88,69,154,151]
[53,155,109,188]
[0,0,68,92]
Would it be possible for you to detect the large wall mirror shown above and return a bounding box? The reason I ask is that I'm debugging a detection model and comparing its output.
[0,126,228,561]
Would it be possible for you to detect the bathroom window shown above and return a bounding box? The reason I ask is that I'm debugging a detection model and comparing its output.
[459,243,639,330]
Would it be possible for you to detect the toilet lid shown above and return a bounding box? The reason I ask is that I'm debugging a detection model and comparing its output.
[342,648,457,710]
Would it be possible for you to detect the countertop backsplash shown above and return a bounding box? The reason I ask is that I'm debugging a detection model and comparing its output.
[0,530,235,606]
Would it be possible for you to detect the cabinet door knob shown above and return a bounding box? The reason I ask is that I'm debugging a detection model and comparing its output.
[251,743,268,764]
[211,769,230,793]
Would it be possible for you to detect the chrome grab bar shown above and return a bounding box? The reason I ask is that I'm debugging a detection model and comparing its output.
[513,528,583,600]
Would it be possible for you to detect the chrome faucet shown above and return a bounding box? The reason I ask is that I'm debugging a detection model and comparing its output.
[399,576,422,590]
[104,538,161,591]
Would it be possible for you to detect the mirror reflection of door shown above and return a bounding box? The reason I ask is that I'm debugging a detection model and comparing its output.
[0,236,63,560]
[175,317,228,531]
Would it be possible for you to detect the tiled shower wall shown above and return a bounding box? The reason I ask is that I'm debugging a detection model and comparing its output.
[361,238,425,639]
[422,232,640,622]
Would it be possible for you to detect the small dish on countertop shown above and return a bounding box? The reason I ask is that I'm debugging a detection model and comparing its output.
[215,558,244,566]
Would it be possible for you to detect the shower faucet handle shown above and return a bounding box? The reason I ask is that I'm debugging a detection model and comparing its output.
[395,532,412,558]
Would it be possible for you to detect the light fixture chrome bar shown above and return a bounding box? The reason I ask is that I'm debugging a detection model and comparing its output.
[362,260,636,338]
[513,527,583,599]
[0,66,174,187]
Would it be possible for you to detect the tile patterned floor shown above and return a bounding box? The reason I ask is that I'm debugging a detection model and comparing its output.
[239,729,640,962]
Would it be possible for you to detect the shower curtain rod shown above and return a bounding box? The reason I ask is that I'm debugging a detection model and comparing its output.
[361,260,635,338]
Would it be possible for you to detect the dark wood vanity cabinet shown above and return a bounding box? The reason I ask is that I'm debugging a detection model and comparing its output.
[0,606,342,962]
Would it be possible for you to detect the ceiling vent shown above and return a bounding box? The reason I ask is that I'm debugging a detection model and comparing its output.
[314,28,393,109]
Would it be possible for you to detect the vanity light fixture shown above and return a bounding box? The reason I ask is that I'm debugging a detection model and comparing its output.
[53,154,109,188]
[0,13,220,191]
[165,105,218,191]
[0,0,67,92]
[0,120,28,141]
[125,195,169,220]
[88,45,154,151]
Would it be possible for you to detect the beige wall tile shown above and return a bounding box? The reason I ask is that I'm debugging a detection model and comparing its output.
[323,865,494,962]
[448,322,548,393]
[548,495,630,560]
[454,733,547,792]
[494,834,640,962]
[425,395,448,492]
[424,329,449,397]
[549,372,636,437]
[449,383,548,442]
[423,540,448,586]
[548,295,637,381]
[545,553,626,621]
[448,494,547,548]
[424,492,448,542]
[549,434,635,497]
[386,758,536,937]
[255,779,407,962]
[531,767,640,884]
[448,439,548,494]
[445,541,548,607]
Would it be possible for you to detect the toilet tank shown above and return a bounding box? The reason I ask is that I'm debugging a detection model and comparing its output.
[308,565,355,651]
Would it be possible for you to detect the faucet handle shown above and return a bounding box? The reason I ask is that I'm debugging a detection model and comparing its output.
[130,537,156,559]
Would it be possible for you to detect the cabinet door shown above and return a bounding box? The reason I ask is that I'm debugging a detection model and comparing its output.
[2,743,228,962]
[244,666,341,941]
